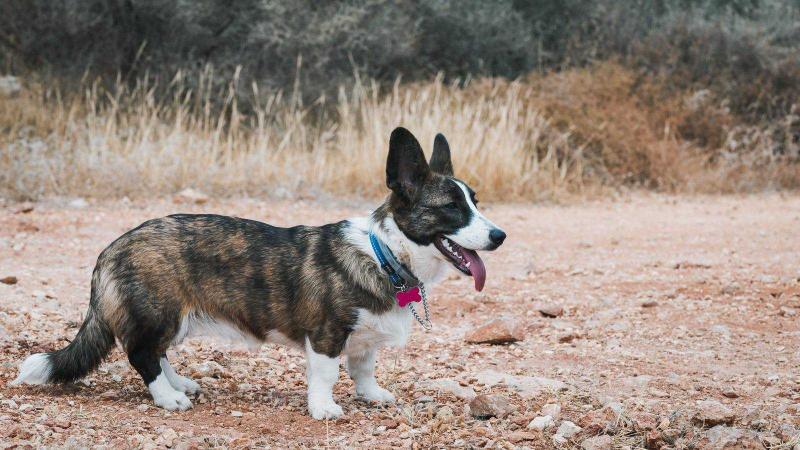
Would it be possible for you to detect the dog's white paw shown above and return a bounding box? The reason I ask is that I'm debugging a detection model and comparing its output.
[170,376,201,395]
[357,385,395,403]
[153,390,193,411]
[308,398,343,420]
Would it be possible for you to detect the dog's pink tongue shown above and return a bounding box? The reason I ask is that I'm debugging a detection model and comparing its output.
[461,249,486,291]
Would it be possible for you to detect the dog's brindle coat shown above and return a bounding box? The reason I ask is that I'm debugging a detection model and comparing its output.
[13,127,506,419]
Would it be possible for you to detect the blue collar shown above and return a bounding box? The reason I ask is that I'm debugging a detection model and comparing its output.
[368,232,420,290]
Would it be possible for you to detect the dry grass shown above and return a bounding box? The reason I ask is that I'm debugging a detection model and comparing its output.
[1,63,797,201]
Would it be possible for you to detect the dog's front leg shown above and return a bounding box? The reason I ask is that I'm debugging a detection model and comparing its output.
[347,349,395,403]
[304,338,343,420]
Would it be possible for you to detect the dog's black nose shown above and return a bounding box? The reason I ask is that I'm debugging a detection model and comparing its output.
[489,229,506,247]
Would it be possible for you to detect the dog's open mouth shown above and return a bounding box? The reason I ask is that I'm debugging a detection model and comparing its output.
[434,236,486,292]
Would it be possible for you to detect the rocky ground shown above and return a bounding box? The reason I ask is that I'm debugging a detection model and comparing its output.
[0,194,799,449]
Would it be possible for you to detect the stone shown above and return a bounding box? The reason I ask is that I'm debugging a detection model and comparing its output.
[464,319,523,344]
[475,370,569,398]
[541,403,561,419]
[539,304,564,318]
[693,400,736,427]
[188,361,224,378]
[558,332,580,343]
[435,406,455,423]
[578,407,620,434]
[231,410,243,417]
[722,389,739,398]
[469,394,515,419]
[699,425,762,449]
[528,415,555,431]
[174,188,209,205]
[0,276,17,285]
[13,202,34,214]
[581,435,612,450]
[556,421,582,439]
[416,379,476,399]
[640,300,658,308]
[68,198,89,209]
[508,431,537,443]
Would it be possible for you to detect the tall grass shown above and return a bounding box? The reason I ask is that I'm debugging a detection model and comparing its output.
[1,63,797,202]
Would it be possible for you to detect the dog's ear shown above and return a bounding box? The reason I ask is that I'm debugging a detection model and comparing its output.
[429,133,453,176]
[387,127,430,202]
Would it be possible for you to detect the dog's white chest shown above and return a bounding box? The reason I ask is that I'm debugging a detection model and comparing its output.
[344,306,413,355]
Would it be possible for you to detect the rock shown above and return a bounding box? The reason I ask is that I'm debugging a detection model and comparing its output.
[13,202,34,214]
[0,76,21,97]
[539,304,564,318]
[469,394,515,419]
[578,407,620,434]
[231,410,243,417]
[553,434,568,446]
[464,319,523,344]
[556,421,582,439]
[558,332,580,343]
[476,370,569,398]
[581,435,612,450]
[699,425,762,449]
[541,403,561,419]
[160,428,178,447]
[100,390,118,400]
[640,300,658,308]
[174,188,209,205]
[415,379,476,400]
[68,198,89,209]
[508,431,537,443]
[693,400,736,427]
[722,389,739,398]
[779,306,797,317]
[435,406,455,423]
[631,412,657,431]
[528,415,555,431]
[188,361,224,378]
[0,276,17,285]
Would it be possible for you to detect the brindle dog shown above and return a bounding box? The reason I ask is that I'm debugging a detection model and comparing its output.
[13,127,506,419]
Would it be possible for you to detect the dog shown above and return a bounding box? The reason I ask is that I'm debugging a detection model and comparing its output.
[12,127,506,419]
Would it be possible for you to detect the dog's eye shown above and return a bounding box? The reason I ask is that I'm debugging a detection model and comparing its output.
[445,201,459,210]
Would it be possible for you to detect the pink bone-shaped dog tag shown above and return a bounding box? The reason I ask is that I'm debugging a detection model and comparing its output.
[395,286,422,307]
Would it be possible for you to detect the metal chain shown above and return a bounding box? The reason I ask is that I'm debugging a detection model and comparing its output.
[408,284,432,331]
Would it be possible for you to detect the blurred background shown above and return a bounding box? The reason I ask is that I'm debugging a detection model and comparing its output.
[1,0,798,201]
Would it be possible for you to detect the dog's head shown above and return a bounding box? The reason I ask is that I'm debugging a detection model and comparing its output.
[384,127,506,291]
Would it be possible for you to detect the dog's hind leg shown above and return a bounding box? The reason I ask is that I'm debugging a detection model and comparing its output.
[347,349,395,403]
[160,355,200,395]
[128,347,192,411]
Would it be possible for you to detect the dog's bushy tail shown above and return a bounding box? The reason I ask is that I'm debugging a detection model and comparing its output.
[12,305,115,385]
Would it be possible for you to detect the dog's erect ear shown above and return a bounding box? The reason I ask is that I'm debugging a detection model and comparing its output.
[387,127,430,201]
[429,133,453,176]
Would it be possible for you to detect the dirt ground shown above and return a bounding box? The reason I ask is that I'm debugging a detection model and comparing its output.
[1,194,799,449]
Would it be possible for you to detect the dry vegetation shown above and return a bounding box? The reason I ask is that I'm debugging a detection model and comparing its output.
[1,63,797,202]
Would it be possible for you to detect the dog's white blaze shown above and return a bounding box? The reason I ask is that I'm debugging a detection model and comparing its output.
[148,373,192,411]
[447,180,499,250]
[304,337,343,420]
[11,353,52,385]
[345,306,413,356]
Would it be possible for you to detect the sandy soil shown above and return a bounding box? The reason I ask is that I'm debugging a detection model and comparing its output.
[1,194,799,449]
